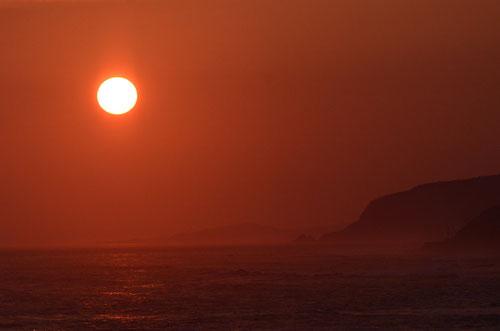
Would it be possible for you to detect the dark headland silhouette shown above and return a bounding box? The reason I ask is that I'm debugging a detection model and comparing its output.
[321,175,500,247]
[422,204,500,255]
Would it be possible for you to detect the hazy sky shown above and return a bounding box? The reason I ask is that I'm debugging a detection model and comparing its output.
[1,0,499,246]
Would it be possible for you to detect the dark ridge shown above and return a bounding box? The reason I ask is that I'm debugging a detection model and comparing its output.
[422,205,500,255]
[321,175,500,246]
[293,234,316,243]
[164,222,298,245]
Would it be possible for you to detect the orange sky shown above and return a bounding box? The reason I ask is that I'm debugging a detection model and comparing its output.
[1,0,500,246]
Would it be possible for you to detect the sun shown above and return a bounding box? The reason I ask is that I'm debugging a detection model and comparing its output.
[97,77,138,115]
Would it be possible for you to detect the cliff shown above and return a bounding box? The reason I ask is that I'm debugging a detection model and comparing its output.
[321,175,500,245]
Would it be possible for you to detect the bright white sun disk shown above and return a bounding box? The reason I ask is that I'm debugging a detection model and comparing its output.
[97,77,137,115]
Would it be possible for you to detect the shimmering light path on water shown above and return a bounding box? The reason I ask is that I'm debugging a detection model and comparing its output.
[0,246,500,329]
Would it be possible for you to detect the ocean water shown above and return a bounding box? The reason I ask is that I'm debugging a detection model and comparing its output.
[0,245,499,330]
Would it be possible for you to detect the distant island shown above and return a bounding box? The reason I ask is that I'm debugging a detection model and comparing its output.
[164,223,299,245]
[293,234,316,243]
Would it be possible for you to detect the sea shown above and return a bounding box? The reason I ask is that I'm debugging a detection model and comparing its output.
[0,245,499,330]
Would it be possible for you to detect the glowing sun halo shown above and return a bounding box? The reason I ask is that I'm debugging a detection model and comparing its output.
[97,77,137,115]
